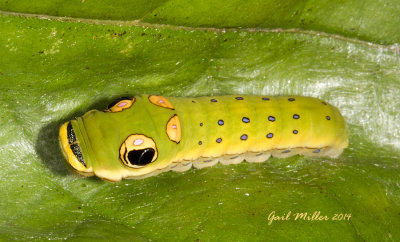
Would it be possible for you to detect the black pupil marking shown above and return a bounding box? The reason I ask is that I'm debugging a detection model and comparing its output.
[293,130,298,134]
[326,116,331,120]
[268,116,275,122]
[67,123,86,168]
[242,117,250,123]
[70,143,86,167]
[211,99,217,102]
[267,133,273,138]
[240,134,248,140]
[216,138,222,143]
[107,96,132,109]
[218,120,224,126]
[288,98,295,101]
[293,114,300,119]
[235,97,244,100]
[67,122,77,144]
[127,148,155,166]
[262,97,270,101]
[192,100,196,103]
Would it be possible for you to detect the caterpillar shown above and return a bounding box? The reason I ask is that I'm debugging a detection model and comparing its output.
[59,95,348,182]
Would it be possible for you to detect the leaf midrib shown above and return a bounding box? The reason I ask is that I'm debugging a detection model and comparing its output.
[0,10,396,53]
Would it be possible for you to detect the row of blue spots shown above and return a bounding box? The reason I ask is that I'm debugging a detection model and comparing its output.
[266,130,300,139]
[204,97,331,106]
[216,118,249,126]
[208,97,294,102]
[207,97,332,126]
[267,114,299,122]
[198,134,249,145]
[206,97,330,122]
[208,97,270,102]
[198,129,304,144]
[198,135,250,145]
[268,114,330,121]
[202,118,251,127]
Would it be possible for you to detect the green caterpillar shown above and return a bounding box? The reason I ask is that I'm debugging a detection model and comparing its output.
[59,95,348,182]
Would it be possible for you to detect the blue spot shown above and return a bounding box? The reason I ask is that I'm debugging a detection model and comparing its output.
[293,130,298,134]
[268,116,275,122]
[240,134,248,140]
[211,99,217,102]
[231,156,239,159]
[256,153,263,156]
[242,117,250,123]
[288,98,295,101]
[204,159,213,163]
[216,138,222,143]
[262,97,270,101]
[198,141,202,145]
[293,114,300,119]
[235,97,244,100]
[200,123,203,126]
[218,120,224,126]
[267,133,273,138]
[282,150,290,153]
[326,116,331,120]
[183,162,191,166]
[313,149,320,153]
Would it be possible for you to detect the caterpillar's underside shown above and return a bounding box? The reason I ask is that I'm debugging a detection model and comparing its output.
[130,147,343,179]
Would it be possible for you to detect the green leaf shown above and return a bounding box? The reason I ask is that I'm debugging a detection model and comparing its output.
[0,1,399,241]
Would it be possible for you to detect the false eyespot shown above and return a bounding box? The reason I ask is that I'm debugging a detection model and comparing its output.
[106,97,135,112]
[119,134,158,168]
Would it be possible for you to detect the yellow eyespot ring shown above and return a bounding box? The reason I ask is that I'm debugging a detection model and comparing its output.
[148,95,174,109]
[119,134,158,168]
[166,114,181,143]
[106,97,135,112]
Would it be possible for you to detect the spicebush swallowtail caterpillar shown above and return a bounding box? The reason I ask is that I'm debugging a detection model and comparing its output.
[59,95,348,182]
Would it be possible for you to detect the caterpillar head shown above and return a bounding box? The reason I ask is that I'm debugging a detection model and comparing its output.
[58,95,181,181]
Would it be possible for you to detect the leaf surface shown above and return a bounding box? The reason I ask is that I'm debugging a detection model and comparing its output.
[0,1,399,240]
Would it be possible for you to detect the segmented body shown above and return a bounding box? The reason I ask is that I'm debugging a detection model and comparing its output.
[59,95,348,181]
